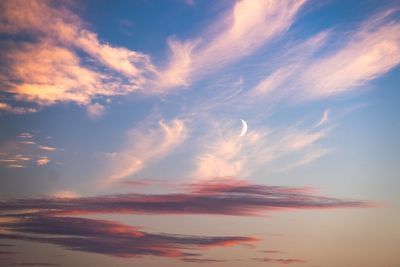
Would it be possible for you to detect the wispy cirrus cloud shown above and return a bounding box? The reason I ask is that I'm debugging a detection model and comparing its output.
[157,0,306,89]
[104,119,187,184]
[250,9,400,101]
[0,216,255,259]
[193,120,329,179]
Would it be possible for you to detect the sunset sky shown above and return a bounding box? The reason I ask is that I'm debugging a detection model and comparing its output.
[0,0,400,266]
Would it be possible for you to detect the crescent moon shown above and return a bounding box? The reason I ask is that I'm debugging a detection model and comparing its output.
[239,119,248,136]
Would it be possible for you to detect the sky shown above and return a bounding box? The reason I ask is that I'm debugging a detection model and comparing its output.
[0,0,399,266]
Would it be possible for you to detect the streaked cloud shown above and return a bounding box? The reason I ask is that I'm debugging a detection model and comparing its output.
[0,133,57,168]
[0,179,370,217]
[36,156,50,166]
[194,121,328,179]
[253,257,307,264]
[158,0,306,89]
[0,216,256,259]
[0,102,37,115]
[105,119,187,183]
[251,9,400,101]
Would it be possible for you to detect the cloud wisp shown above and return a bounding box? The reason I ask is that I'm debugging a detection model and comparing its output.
[0,133,56,168]
[104,119,188,184]
[250,9,400,101]
[193,120,329,179]
[157,0,306,89]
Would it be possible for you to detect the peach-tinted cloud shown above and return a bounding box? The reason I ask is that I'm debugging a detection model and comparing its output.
[38,146,56,152]
[157,0,306,89]
[0,0,156,107]
[50,191,79,199]
[36,156,50,166]
[0,102,38,115]
[106,119,187,183]
[4,42,108,105]
[0,133,57,168]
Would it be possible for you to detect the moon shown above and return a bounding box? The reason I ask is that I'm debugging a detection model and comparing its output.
[239,119,248,137]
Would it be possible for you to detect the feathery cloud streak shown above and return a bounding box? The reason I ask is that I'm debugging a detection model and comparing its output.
[194,120,328,179]
[105,119,187,183]
[251,9,400,101]
[158,0,306,89]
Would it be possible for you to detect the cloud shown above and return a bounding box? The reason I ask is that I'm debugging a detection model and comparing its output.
[105,119,187,183]
[194,121,328,179]
[50,191,79,199]
[10,263,59,266]
[182,258,228,263]
[0,216,256,259]
[157,0,306,89]
[0,102,38,115]
[251,9,400,101]
[17,133,33,139]
[315,110,329,127]
[253,257,307,264]
[38,146,56,152]
[86,103,105,119]
[0,0,156,107]
[0,179,370,217]
[0,133,57,168]
[36,156,50,166]
[261,250,281,254]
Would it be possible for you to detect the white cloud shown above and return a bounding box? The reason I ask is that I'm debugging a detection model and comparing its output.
[105,119,188,184]
[157,0,306,90]
[193,120,328,179]
[250,10,400,101]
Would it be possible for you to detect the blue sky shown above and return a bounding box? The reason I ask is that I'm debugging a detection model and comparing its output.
[0,0,399,266]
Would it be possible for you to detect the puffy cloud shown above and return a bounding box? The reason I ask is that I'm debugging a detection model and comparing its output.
[86,103,105,119]
[0,0,156,107]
